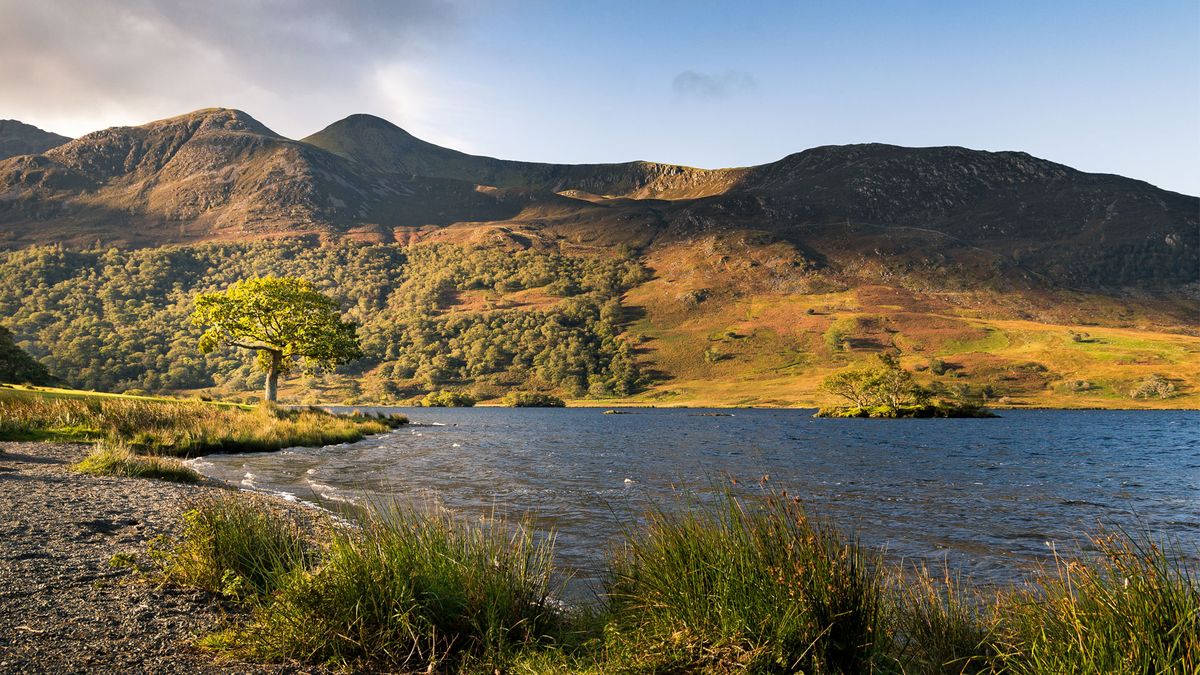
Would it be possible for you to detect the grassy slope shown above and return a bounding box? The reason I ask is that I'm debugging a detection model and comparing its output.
[575,239,1200,409]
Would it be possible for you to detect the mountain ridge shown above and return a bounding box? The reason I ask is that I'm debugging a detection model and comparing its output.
[0,107,1195,291]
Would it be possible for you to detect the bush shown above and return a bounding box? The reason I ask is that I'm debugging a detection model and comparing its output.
[75,443,200,483]
[502,392,566,407]
[418,390,477,407]
[1130,374,1177,400]
[604,493,886,673]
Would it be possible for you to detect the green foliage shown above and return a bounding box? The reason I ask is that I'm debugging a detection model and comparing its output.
[249,506,561,670]
[0,325,56,385]
[502,391,566,407]
[419,390,477,407]
[820,353,931,410]
[605,492,887,673]
[193,276,362,401]
[824,316,859,351]
[0,241,646,399]
[74,442,200,483]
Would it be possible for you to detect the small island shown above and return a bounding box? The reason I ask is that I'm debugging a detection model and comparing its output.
[814,354,997,418]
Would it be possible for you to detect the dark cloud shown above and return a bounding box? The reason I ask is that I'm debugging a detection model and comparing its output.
[0,0,460,136]
[672,70,757,100]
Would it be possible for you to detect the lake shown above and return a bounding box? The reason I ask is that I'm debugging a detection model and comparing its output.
[190,408,1200,598]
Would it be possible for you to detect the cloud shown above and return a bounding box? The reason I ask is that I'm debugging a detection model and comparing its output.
[672,70,757,101]
[0,0,461,138]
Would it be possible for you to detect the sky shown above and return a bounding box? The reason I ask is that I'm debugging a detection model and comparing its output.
[1,0,1197,194]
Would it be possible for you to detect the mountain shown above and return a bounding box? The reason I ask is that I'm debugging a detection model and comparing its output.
[0,108,1197,408]
[0,120,71,160]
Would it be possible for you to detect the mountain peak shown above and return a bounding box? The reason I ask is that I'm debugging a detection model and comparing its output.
[0,119,72,160]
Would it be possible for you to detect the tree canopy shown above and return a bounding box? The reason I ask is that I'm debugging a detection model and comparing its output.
[820,353,928,409]
[192,276,362,402]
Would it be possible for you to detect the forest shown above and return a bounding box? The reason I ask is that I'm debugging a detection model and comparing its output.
[0,241,649,400]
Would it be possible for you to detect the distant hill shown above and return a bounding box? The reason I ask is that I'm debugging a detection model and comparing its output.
[0,325,55,385]
[1,108,1194,290]
[0,120,70,160]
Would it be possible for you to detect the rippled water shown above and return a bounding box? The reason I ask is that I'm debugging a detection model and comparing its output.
[191,408,1200,597]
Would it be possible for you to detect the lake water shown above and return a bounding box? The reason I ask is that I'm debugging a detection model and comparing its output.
[190,408,1200,597]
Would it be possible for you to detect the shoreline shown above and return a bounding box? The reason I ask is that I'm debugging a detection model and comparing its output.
[0,441,325,673]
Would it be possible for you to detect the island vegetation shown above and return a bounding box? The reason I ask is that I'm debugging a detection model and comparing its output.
[816,353,996,418]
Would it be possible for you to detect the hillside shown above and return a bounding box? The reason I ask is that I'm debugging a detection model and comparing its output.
[0,120,70,160]
[0,108,1196,408]
[0,325,56,385]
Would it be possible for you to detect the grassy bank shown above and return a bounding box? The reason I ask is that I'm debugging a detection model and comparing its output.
[149,490,1198,673]
[0,384,405,456]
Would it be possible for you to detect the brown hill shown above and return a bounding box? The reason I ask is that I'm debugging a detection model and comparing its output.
[0,108,1196,290]
[0,120,70,160]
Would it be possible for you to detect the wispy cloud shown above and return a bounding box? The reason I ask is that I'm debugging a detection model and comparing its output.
[0,0,460,138]
[672,70,757,101]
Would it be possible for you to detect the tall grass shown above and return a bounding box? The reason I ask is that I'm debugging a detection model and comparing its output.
[885,565,997,673]
[604,493,886,673]
[162,498,564,671]
[152,490,1199,673]
[75,442,201,483]
[995,531,1199,673]
[155,494,310,598]
[0,389,405,456]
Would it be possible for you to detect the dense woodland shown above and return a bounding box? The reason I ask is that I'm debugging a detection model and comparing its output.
[0,241,649,399]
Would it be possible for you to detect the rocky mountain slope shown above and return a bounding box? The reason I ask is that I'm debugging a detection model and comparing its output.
[0,108,1196,291]
[0,120,70,160]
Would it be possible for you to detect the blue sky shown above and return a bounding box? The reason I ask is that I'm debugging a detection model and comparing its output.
[3,0,1197,193]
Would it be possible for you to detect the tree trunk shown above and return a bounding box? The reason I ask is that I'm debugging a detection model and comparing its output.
[264,350,282,403]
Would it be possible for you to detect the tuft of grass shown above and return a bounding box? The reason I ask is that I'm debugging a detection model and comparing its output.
[155,494,310,598]
[75,443,201,483]
[0,389,404,456]
[995,530,1200,673]
[229,503,562,671]
[603,492,886,673]
[885,564,997,673]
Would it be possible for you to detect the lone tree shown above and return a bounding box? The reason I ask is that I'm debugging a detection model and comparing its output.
[820,353,928,410]
[192,277,362,403]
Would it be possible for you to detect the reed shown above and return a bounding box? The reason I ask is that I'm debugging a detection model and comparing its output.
[994,530,1199,673]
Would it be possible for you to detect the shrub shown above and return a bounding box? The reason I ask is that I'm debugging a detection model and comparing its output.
[1130,374,1177,400]
[75,443,200,483]
[418,390,477,407]
[502,392,566,407]
[604,493,886,673]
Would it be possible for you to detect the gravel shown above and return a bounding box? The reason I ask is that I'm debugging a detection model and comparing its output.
[0,442,323,674]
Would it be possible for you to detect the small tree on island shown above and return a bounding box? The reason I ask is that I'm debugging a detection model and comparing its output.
[192,277,362,403]
[820,353,929,410]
